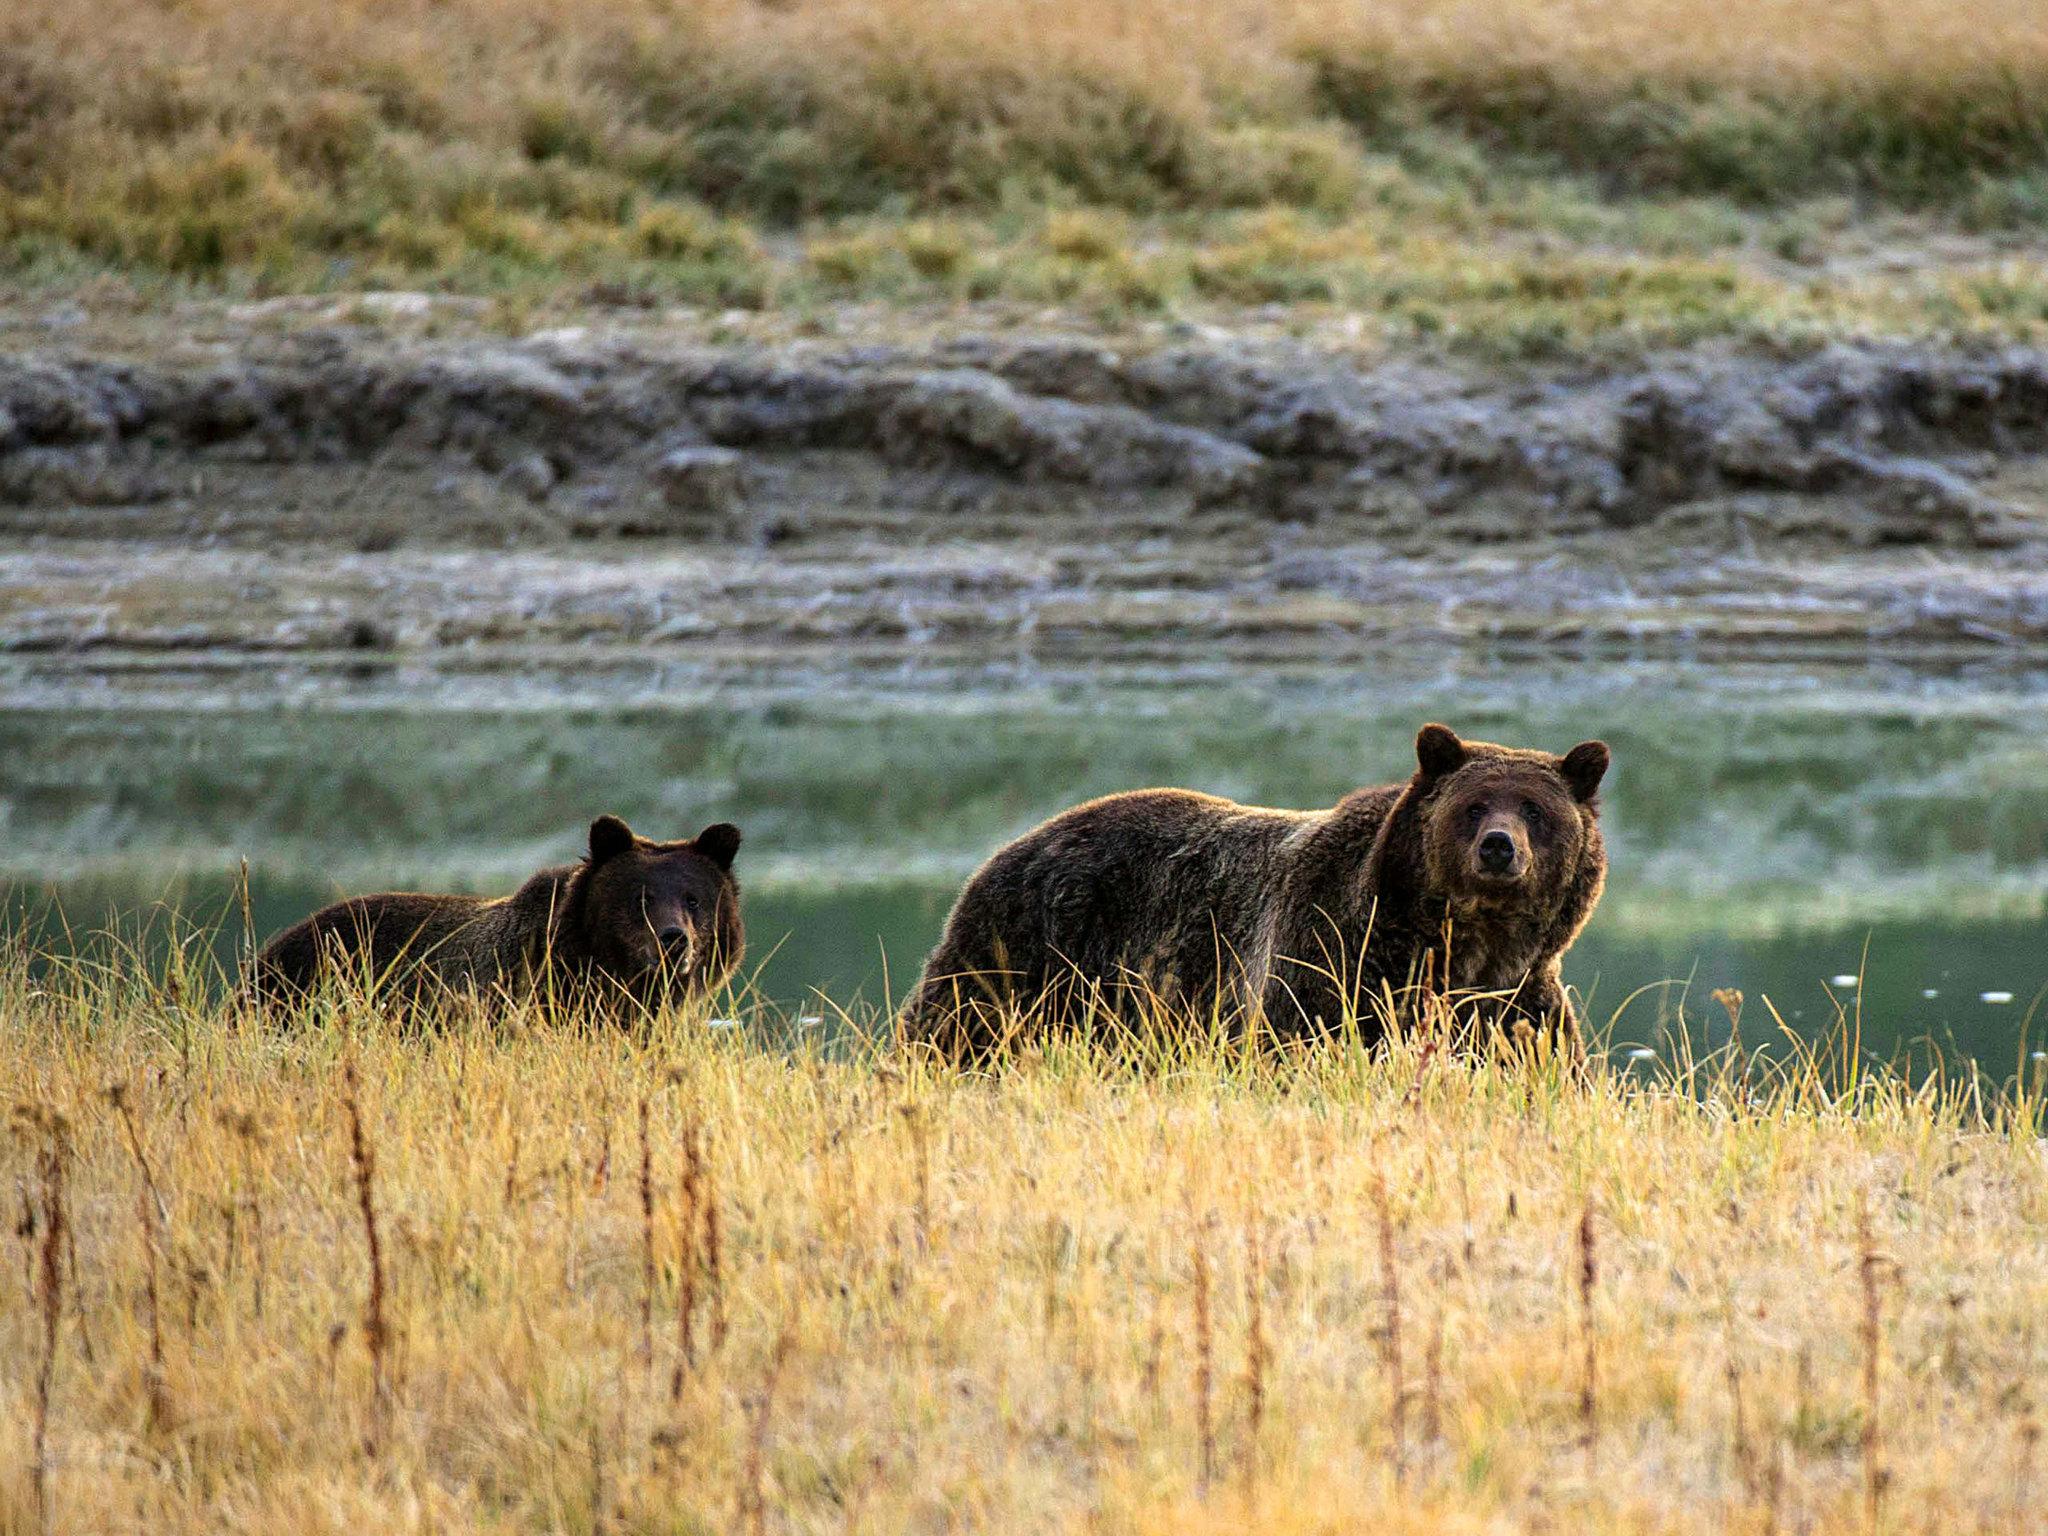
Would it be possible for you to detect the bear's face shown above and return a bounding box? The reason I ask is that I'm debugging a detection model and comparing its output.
[1411,723,1608,911]
[579,815,742,998]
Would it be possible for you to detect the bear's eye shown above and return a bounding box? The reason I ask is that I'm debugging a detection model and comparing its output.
[684,893,701,912]
[1521,800,1544,829]
[1464,803,1486,826]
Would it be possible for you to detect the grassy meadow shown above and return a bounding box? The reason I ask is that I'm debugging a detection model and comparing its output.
[6,0,2048,349]
[4,927,2048,1535]
[6,7,2048,1527]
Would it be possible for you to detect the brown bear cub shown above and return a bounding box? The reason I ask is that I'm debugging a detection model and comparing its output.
[902,724,1608,1058]
[249,816,743,1015]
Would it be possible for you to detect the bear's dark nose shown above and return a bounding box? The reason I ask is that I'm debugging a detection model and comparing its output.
[1477,829,1517,873]
[657,925,688,947]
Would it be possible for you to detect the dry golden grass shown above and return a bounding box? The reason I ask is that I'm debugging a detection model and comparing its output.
[3,931,2047,1534]
[5,0,2048,308]
[17,0,2048,115]
[1287,0,2048,84]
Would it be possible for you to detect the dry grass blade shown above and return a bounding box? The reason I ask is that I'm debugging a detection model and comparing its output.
[341,1057,390,1456]
[1374,1171,1406,1479]
[672,1118,705,1398]
[1859,1198,1892,1533]
[638,1096,654,1371]
[1422,1309,1444,1451]
[1190,1204,1216,1495]
[106,1081,171,1433]
[704,1136,728,1354]
[30,1116,69,1536]
[1241,1213,1268,1502]
[740,1313,798,1536]
[1578,1197,1600,1464]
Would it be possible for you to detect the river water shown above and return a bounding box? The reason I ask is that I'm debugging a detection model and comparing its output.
[3,653,2044,1071]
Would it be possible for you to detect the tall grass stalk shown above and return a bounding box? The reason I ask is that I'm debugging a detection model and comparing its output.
[106,1081,170,1432]
[1190,1205,1216,1495]
[1374,1172,1406,1480]
[341,1057,390,1456]
[1578,1197,1599,1463]
[672,1118,704,1397]
[29,1115,68,1536]
[740,1314,797,1536]
[1858,1200,1889,1533]
[637,1096,654,1372]
[1241,1214,1268,1502]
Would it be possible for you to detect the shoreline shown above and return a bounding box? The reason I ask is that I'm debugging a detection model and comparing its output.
[2,310,2046,662]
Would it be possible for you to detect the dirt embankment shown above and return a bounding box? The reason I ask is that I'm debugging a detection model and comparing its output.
[3,321,2046,658]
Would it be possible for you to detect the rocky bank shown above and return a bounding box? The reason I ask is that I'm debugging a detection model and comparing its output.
[3,320,2045,658]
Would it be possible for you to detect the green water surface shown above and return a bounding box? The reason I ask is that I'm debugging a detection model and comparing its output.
[3,655,2043,1069]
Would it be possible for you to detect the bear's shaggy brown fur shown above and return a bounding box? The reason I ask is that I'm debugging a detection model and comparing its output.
[901,724,1608,1057]
[249,815,744,1015]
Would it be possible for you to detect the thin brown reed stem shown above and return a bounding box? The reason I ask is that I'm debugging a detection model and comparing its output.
[1762,1438,1787,1536]
[589,1416,609,1536]
[672,1119,704,1399]
[1142,1288,1165,1419]
[1241,1215,1267,1503]
[705,1140,727,1353]
[1190,1206,1216,1494]
[235,856,255,976]
[1578,1197,1598,1461]
[223,1109,267,1322]
[61,1193,93,1369]
[342,1059,390,1456]
[1728,1351,1756,1497]
[593,1076,613,1194]
[15,1176,32,1295]
[2017,1417,2041,1536]
[107,1082,169,1433]
[741,1315,798,1536]
[31,1119,69,1536]
[1374,1173,1405,1479]
[1422,1309,1444,1448]
[638,1096,655,1370]
[503,1116,522,1208]
[1859,1199,1888,1534]
[1794,1343,1814,1445]
[899,1099,932,1248]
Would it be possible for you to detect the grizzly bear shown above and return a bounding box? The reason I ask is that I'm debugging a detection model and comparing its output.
[901,724,1608,1058]
[248,815,743,1015]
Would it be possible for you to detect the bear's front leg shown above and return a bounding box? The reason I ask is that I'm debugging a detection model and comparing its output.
[1496,958,1586,1071]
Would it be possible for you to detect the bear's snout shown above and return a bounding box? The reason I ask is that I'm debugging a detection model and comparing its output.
[1469,819,1528,883]
[655,918,697,971]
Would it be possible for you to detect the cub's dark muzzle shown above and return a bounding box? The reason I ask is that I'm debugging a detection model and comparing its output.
[653,922,697,974]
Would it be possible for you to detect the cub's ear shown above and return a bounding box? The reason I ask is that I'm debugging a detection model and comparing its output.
[1415,722,1467,781]
[693,822,742,872]
[1559,740,1611,802]
[589,814,637,864]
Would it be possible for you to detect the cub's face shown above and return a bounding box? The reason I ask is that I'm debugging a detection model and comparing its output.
[1411,723,1608,910]
[581,815,742,997]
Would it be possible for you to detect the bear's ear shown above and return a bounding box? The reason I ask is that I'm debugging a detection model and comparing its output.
[589,814,637,865]
[1415,722,1467,781]
[692,822,742,872]
[1558,740,1611,802]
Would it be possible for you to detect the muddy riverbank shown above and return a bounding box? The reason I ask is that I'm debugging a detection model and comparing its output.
[4,312,2046,659]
